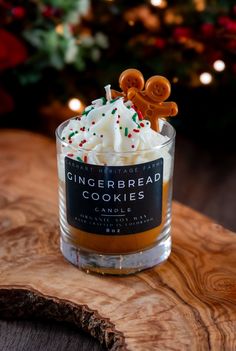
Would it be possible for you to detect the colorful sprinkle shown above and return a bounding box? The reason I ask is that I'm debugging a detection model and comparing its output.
[116,120,120,124]
[120,126,123,130]
[100,134,103,138]
[132,113,138,123]
[101,97,106,105]
[110,97,119,103]
[77,156,83,162]
[84,155,88,163]
[133,129,140,133]
[93,132,96,136]
[62,137,65,140]
[92,121,95,125]
[82,107,94,116]
[137,110,144,120]
[75,130,78,134]
[67,153,74,157]
[128,133,132,138]
[111,108,117,115]
[69,140,72,144]
[68,132,75,139]
[102,113,105,116]
[131,145,135,148]
[125,127,128,136]
[140,122,145,127]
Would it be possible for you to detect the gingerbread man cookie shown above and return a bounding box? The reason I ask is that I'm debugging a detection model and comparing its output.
[111,68,145,99]
[111,69,178,131]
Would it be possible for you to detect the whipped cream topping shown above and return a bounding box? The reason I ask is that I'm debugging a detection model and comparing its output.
[58,92,173,181]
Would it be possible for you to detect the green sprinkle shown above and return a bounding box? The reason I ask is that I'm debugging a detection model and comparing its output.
[127,106,131,109]
[102,113,105,116]
[77,156,83,162]
[93,132,96,136]
[69,132,75,138]
[132,113,138,122]
[125,127,128,136]
[101,97,107,105]
[88,128,90,131]
[62,137,65,140]
[111,108,117,115]
[110,97,119,103]
[138,125,141,128]
[120,126,123,130]
[75,131,78,134]
[82,107,94,116]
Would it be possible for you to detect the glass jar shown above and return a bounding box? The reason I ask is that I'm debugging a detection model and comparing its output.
[56,118,175,275]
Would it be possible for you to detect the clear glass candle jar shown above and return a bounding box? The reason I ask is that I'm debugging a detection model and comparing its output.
[56,118,175,275]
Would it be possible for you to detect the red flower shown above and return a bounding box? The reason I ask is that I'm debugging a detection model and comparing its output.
[225,20,236,33]
[154,38,166,49]
[173,27,192,41]
[0,29,27,70]
[11,6,26,19]
[201,23,215,37]
[218,16,231,27]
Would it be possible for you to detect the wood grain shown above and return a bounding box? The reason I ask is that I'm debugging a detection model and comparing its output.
[0,130,236,351]
[0,319,105,351]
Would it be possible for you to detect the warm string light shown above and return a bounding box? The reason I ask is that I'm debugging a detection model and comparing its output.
[55,24,64,35]
[199,72,213,85]
[213,60,226,72]
[68,98,82,111]
[193,0,206,12]
[150,0,167,9]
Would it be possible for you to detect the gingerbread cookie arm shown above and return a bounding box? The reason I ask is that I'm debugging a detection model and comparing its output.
[155,101,178,117]
[111,89,125,99]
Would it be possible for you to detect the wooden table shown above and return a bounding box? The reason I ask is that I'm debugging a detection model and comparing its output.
[0,130,236,351]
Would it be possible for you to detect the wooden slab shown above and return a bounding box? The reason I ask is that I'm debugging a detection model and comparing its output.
[0,130,236,351]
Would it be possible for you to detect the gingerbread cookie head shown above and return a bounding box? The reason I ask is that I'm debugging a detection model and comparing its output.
[145,76,171,102]
[119,68,145,93]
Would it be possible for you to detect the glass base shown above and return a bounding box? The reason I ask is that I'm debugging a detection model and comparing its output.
[60,231,171,275]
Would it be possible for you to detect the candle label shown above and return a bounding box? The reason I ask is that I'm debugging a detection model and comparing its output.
[65,157,163,235]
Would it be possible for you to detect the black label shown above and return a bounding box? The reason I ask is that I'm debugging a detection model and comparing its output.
[65,157,163,235]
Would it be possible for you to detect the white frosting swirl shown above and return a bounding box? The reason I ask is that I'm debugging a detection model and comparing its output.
[58,95,173,182]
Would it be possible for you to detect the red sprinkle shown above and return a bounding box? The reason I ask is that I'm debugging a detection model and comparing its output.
[92,121,95,125]
[116,120,120,124]
[140,122,145,127]
[128,134,132,138]
[137,110,144,120]
[84,155,88,163]
[69,140,72,144]
[67,153,74,157]
[118,115,121,118]
[131,145,135,148]
[79,143,83,147]
[133,129,140,133]
[82,139,87,143]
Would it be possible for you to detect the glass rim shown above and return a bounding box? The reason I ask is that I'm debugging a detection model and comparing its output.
[55,116,176,155]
